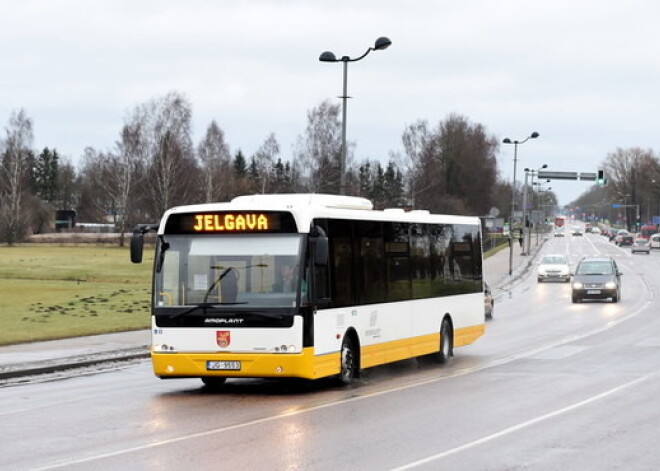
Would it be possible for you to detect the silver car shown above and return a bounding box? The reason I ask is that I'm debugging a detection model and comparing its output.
[537,254,570,282]
[631,238,651,254]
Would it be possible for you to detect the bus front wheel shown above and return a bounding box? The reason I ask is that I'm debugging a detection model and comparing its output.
[338,336,358,385]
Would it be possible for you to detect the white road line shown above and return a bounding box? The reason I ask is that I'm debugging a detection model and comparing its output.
[390,374,652,471]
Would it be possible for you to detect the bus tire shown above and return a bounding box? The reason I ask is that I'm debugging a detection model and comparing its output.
[432,318,453,364]
[201,376,227,389]
[338,335,358,385]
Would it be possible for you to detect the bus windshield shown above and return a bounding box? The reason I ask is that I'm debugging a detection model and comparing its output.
[154,234,304,309]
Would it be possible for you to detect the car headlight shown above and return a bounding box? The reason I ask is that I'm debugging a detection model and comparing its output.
[573,282,584,290]
[605,281,617,289]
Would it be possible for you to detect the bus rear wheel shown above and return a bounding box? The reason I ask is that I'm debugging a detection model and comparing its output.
[432,318,453,364]
[338,336,358,385]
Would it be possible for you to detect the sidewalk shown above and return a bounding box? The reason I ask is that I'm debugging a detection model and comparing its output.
[0,236,545,382]
[0,330,150,381]
[484,234,546,293]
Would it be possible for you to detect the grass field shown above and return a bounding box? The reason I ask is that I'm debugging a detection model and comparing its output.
[0,245,153,345]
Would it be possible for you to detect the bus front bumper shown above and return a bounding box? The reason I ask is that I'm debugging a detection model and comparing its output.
[151,347,340,380]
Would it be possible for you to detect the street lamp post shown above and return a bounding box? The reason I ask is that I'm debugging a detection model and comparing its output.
[522,164,547,255]
[532,177,550,245]
[319,36,392,195]
[503,132,539,275]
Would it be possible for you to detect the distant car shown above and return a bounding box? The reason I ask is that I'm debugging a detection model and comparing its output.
[650,233,660,250]
[571,256,622,303]
[610,229,633,245]
[484,283,494,320]
[616,234,634,247]
[631,238,651,254]
[537,254,571,282]
[572,226,583,236]
[591,227,602,235]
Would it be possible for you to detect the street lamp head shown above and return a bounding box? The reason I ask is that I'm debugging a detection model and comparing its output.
[319,51,337,62]
[530,132,540,139]
[503,138,512,144]
[374,36,392,51]
[541,164,548,169]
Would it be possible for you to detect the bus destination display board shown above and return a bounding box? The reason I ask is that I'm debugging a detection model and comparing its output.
[164,211,298,234]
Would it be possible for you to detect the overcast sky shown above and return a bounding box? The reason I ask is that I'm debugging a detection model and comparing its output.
[2,0,659,207]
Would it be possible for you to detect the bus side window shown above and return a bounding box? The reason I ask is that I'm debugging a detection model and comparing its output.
[327,219,354,307]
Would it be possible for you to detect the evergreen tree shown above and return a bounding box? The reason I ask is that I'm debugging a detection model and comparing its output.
[358,162,372,197]
[34,147,59,203]
[233,149,247,178]
[384,161,405,207]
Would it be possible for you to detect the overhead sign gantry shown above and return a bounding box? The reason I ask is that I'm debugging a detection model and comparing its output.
[537,170,606,185]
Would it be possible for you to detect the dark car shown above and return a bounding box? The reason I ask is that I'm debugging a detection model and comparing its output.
[617,235,634,246]
[571,256,622,303]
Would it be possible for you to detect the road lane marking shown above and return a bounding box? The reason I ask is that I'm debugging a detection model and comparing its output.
[390,374,652,471]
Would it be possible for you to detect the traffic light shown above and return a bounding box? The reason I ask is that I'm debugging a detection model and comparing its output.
[597,169,607,186]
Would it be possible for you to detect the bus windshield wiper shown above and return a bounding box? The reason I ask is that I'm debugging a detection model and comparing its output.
[155,236,170,273]
[204,267,234,303]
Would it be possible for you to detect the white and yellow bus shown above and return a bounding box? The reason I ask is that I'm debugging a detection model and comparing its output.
[131,194,486,387]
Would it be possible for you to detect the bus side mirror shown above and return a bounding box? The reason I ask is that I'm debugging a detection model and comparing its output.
[130,223,158,263]
[131,231,144,263]
[310,225,328,266]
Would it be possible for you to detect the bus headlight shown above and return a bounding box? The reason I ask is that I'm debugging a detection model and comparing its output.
[154,344,176,352]
[274,345,297,353]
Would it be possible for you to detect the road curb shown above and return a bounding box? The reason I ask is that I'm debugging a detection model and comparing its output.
[0,347,150,380]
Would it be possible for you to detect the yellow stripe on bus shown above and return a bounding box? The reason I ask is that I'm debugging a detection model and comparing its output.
[152,323,485,380]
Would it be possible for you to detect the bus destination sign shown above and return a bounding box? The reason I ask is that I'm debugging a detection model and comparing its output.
[164,211,297,234]
[194,213,268,232]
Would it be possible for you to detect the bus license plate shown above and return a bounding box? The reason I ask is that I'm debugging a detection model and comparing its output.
[207,361,241,371]
[586,289,601,295]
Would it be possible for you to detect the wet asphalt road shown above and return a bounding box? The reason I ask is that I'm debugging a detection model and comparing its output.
[2,233,660,470]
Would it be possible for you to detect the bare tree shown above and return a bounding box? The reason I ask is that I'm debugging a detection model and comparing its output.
[0,109,34,244]
[253,133,280,193]
[435,115,498,215]
[57,158,77,212]
[294,100,344,193]
[105,117,152,245]
[398,114,498,215]
[126,92,198,219]
[604,147,658,229]
[398,120,433,207]
[77,147,114,223]
[197,120,231,202]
